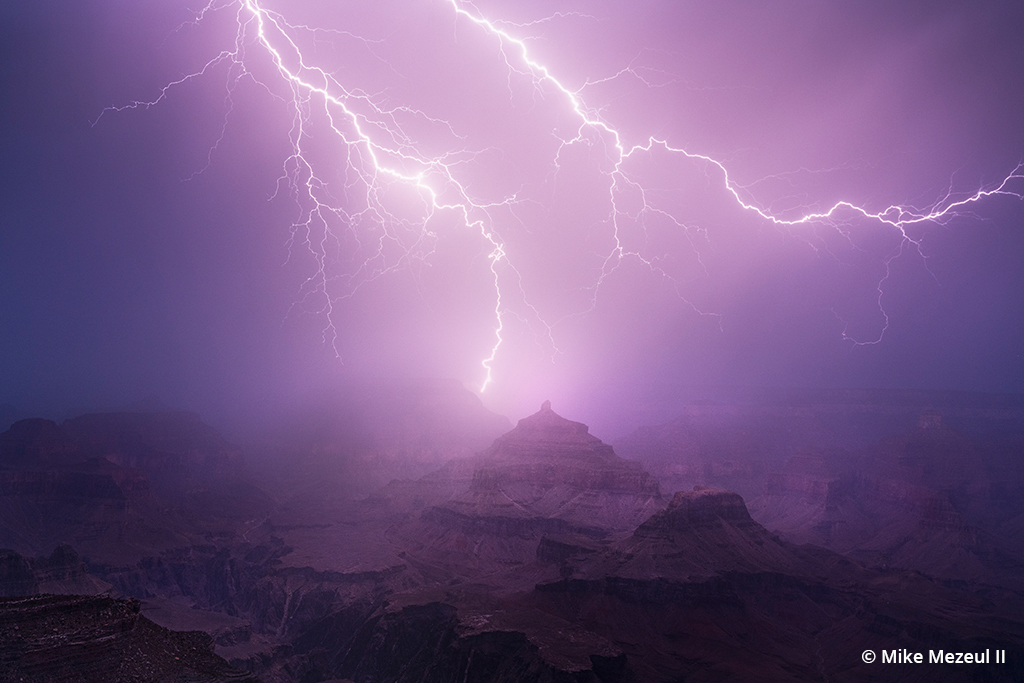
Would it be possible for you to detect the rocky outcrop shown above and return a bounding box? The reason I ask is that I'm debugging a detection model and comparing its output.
[92,536,411,649]
[560,487,829,586]
[0,546,111,598]
[0,594,261,682]
[278,474,1024,683]
[438,402,663,533]
[385,403,663,576]
[637,487,755,532]
[536,535,602,565]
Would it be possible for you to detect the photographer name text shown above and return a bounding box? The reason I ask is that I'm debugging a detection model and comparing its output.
[862,649,1007,665]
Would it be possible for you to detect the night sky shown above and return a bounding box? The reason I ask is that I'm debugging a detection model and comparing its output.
[3,0,1024,435]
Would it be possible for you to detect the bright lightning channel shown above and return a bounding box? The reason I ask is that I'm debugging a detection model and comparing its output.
[101,0,1024,392]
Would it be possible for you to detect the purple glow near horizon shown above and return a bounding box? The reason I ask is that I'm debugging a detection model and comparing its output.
[3,0,1024,429]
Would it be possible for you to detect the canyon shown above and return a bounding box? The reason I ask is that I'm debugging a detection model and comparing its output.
[2,385,1023,681]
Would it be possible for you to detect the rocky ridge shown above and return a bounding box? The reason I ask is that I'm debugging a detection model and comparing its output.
[0,593,260,682]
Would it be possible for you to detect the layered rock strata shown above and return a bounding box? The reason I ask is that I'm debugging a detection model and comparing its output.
[0,594,260,682]
[389,402,665,575]
[436,401,663,534]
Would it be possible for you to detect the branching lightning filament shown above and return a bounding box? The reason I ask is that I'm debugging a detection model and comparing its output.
[100,0,1024,391]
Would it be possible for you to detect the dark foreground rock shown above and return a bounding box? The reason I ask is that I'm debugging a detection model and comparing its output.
[292,601,628,683]
[0,594,261,682]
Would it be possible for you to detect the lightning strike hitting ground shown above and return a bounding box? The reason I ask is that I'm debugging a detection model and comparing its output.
[100,0,1024,392]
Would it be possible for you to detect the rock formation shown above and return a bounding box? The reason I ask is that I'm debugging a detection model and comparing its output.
[438,401,663,532]
[389,402,665,575]
[0,594,260,682]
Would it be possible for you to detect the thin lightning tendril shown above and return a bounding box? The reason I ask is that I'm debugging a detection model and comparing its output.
[100,0,1024,391]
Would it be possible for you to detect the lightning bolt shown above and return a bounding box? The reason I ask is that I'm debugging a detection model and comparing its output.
[99,0,1024,391]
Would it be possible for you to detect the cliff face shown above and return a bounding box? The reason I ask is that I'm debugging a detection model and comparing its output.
[0,594,260,682]
[0,546,111,599]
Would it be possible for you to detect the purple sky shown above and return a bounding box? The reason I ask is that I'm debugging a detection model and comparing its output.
[2,0,1023,434]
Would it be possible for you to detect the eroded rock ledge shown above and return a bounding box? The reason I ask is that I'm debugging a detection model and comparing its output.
[0,594,261,682]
